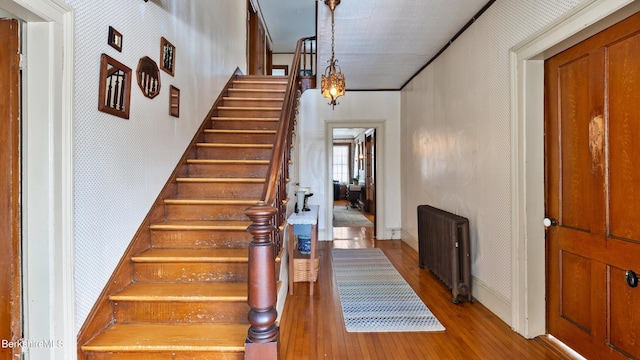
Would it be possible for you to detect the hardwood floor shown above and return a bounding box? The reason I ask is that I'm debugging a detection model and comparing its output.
[279,228,580,360]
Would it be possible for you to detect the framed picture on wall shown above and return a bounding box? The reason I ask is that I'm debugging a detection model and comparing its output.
[98,53,131,119]
[169,85,180,117]
[160,37,175,76]
[108,26,122,52]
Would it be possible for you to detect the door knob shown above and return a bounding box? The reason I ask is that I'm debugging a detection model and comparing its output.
[626,270,638,288]
[543,217,557,227]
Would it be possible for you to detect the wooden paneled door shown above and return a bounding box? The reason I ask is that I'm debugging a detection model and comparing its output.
[545,11,640,360]
[247,1,265,75]
[0,18,22,360]
[364,131,375,216]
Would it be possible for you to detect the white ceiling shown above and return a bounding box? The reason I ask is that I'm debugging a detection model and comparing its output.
[257,0,491,90]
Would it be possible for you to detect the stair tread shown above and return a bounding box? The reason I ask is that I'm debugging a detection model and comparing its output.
[82,323,247,352]
[196,143,273,148]
[228,88,285,93]
[204,129,277,134]
[150,220,252,230]
[223,97,284,101]
[211,116,279,121]
[218,106,282,111]
[175,177,265,183]
[110,282,248,301]
[164,198,259,205]
[187,159,269,164]
[132,248,248,263]
[233,80,287,85]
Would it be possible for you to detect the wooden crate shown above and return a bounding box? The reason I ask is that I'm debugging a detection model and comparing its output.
[292,248,320,282]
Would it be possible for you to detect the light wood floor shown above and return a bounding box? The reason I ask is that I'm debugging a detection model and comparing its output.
[279,227,579,360]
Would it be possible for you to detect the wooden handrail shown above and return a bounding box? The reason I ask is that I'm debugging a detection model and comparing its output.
[244,36,315,359]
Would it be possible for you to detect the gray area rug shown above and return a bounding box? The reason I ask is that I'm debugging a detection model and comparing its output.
[333,206,373,227]
[332,248,445,333]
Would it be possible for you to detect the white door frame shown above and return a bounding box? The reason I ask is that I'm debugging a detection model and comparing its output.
[325,121,385,241]
[510,0,639,338]
[0,0,75,358]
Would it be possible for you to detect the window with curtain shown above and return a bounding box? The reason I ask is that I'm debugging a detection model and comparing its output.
[332,144,350,184]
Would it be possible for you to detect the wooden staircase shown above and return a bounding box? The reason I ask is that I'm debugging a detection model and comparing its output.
[80,75,288,360]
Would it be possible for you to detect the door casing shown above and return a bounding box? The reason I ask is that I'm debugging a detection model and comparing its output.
[325,121,385,242]
[0,0,75,358]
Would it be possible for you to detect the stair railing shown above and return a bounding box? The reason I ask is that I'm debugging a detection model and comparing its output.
[244,36,315,359]
[299,37,316,91]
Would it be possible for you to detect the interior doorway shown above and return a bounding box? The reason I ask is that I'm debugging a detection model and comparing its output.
[331,128,376,241]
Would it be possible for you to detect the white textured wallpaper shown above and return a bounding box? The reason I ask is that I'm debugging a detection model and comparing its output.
[400,0,583,309]
[69,0,247,331]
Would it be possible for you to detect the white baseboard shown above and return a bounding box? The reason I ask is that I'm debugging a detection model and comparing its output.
[401,230,419,252]
[472,276,512,326]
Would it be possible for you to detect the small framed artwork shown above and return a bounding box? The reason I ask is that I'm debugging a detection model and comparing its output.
[136,56,161,99]
[108,26,122,52]
[169,85,180,117]
[98,53,132,119]
[160,37,175,76]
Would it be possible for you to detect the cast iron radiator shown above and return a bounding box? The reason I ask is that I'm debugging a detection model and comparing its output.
[417,204,472,304]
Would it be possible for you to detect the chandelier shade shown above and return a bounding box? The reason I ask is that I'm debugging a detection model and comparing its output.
[321,0,345,109]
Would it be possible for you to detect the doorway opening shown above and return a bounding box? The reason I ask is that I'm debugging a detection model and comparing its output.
[331,128,376,243]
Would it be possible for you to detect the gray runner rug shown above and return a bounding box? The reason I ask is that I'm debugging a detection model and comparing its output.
[332,206,373,227]
[332,248,445,332]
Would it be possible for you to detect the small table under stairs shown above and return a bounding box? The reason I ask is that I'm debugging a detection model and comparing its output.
[287,205,319,296]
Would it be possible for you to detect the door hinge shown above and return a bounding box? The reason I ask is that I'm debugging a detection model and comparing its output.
[17,53,25,70]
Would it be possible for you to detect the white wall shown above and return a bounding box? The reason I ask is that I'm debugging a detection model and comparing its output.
[297,89,401,240]
[272,53,293,68]
[70,0,247,330]
[400,0,584,324]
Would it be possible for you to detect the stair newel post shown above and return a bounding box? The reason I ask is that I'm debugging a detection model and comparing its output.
[244,202,279,360]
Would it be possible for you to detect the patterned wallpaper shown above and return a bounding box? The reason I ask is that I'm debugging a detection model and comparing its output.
[401,0,583,306]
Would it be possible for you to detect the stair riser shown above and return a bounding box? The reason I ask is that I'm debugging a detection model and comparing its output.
[211,119,278,131]
[231,81,287,90]
[165,204,250,221]
[204,132,276,144]
[134,262,248,283]
[151,229,252,249]
[112,301,250,324]
[176,182,263,198]
[196,146,272,160]
[188,163,268,178]
[223,99,283,107]
[85,351,244,360]
[216,108,282,118]
[227,89,285,99]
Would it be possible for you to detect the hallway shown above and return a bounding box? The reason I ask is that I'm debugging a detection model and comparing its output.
[279,231,579,359]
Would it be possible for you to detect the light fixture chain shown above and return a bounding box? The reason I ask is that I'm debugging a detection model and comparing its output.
[331,6,335,61]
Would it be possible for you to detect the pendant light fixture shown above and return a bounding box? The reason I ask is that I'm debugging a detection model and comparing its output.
[321,0,345,109]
